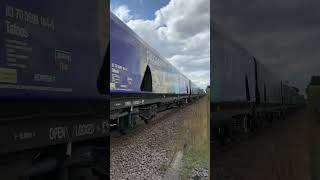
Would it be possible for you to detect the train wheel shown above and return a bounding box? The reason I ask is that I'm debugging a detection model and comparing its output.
[61,143,109,180]
[91,146,109,180]
[218,125,232,145]
[259,117,265,129]
[243,115,249,133]
[277,111,281,121]
[253,113,260,129]
[217,128,225,145]
[119,117,127,135]
[256,113,264,129]
[281,109,286,120]
[249,117,256,132]
[268,113,271,122]
[152,105,157,117]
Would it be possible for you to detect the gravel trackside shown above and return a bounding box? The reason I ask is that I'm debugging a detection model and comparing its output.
[110,103,198,180]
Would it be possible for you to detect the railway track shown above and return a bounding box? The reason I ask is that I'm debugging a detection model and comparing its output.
[110,98,206,179]
[213,126,268,155]
[110,102,200,179]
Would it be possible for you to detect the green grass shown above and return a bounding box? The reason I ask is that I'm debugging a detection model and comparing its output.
[180,97,210,179]
[160,162,170,173]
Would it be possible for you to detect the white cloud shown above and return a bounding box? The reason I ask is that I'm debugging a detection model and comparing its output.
[111,5,132,22]
[113,0,210,89]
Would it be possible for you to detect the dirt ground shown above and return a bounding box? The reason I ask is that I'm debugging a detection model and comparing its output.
[212,108,318,180]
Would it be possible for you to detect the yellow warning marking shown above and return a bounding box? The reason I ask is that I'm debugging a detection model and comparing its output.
[0,67,17,83]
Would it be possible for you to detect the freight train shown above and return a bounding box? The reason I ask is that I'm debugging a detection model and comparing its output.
[211,27,305,144]
[110,12,205,133]
[0,1,109,180]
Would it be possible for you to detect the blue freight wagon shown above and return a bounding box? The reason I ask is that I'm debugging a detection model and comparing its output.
[211,26,305,145]
[0,1,109,179]
[110,12,204,132]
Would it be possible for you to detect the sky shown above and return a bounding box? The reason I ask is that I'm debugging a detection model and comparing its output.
[111,0,210,89]
[212,0,320,95]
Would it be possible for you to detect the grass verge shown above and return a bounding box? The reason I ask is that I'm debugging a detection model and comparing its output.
[180,96,210,179]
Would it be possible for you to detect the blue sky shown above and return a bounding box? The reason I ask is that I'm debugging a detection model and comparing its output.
[111,0,170,20]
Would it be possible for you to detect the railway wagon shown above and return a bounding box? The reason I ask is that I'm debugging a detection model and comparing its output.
[0,1,109,180]
[211,29,254,132]
[211,27,305,143]
[110,13,204,132]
